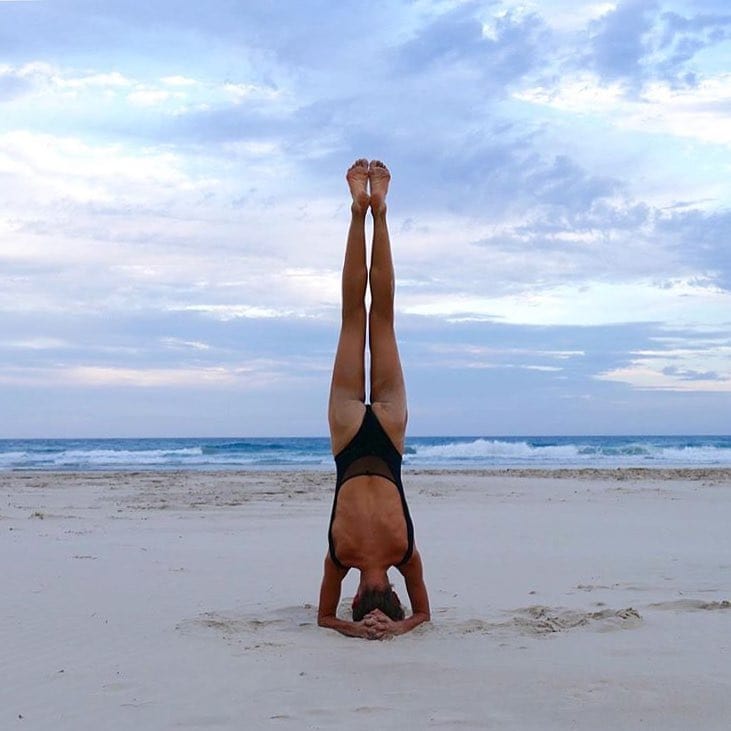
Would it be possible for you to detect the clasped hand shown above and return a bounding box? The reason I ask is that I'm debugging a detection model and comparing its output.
[360,608,398,640]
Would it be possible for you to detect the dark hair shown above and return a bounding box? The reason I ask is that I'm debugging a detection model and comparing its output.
[352,586,405,622]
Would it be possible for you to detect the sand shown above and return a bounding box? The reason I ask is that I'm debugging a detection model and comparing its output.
[2,468,730,730]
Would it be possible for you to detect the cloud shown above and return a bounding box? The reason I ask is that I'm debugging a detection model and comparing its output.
[515,71,731,147]
[0,69,34,101]
[0,364,259,388]
[160,337,210,351]
[2,0,730,435]
[524,154,618,208]
[417,341,585,372]
[0,130,204,205]
[401,277,731,331]
[656,208,731,289]
[596,327,731,392]
[396,4,549,86]
[598,363,731,392]
[661,365,723,380]
[161,75,197,86]
[170,304,305,321]
[396,3,489,71]
[0,337,69,350]
[652,9,731,82]
[0,62,135,99]
[585,1,731,90]
[0,60,285,138]
[588,0,658,83]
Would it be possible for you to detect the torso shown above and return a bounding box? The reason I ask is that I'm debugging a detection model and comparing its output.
[329,475,410,569]
[328,404,414,570]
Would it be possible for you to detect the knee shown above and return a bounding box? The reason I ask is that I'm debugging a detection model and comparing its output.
[342,301,367,323]
[369,267,394,292]
[368,307,394,329]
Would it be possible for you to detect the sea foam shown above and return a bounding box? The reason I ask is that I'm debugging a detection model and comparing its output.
[1,435,729,470]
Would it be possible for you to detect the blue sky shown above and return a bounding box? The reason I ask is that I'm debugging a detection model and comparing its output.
[1,0,730,437]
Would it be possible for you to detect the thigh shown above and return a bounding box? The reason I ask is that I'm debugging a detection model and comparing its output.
[328,314,367,454]
[369,312,407,452]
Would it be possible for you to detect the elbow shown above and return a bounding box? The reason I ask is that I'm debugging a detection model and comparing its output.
[415,609,430,623]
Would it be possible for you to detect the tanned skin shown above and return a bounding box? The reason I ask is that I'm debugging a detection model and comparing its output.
[317,160,430,640]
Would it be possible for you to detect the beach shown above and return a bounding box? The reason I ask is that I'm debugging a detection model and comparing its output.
[2,469,730,730]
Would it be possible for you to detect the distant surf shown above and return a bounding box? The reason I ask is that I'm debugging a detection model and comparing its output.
[1,435,730,471]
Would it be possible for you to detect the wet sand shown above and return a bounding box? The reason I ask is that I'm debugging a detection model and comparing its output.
[2,469,730,730]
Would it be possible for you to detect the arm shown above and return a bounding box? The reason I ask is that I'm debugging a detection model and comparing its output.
[317,555,368,638]
[396,548,431,633]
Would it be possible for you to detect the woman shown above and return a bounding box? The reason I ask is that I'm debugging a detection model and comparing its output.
[317,159,430,640]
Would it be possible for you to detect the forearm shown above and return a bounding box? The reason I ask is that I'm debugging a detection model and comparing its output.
[318,615,365,638]
[395,611,430,636]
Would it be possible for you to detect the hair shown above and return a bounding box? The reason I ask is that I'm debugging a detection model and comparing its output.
[352,586,405,622]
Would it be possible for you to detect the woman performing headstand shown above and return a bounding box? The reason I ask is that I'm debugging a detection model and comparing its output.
[317,159,430,640]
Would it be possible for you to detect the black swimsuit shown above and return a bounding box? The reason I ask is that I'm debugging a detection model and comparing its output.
[328,405,414,570]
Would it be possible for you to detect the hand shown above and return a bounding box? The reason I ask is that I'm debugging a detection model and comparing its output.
[362,609,399,640]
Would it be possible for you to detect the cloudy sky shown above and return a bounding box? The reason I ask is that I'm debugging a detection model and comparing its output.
[1,0,730,438]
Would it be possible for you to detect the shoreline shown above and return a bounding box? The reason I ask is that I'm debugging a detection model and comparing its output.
[4,465,731,480]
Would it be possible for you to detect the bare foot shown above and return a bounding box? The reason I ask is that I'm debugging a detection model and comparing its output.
[369,160,390,215]
[346,158,370,215]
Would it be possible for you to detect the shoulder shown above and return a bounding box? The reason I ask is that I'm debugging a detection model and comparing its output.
[323,553,349,580]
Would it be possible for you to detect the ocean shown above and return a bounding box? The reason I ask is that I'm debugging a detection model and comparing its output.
[1,435,730,471]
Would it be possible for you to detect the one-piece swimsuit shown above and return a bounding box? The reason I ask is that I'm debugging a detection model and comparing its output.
[327,405,414,569]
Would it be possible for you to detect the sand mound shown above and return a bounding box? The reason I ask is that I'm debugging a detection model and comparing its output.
[649,599,731,612]
[446,605,642,636]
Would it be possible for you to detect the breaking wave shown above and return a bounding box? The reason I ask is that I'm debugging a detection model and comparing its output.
[1,435,729,470]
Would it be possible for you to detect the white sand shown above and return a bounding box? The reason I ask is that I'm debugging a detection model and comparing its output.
[2,469,730,730]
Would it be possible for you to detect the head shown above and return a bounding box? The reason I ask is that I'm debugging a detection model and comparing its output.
[352,585,405,622]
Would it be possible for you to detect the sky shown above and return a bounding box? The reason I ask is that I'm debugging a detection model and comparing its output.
[1,0,730,438]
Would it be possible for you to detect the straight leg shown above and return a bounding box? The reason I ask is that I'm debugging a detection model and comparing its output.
[367,161,407,453]
[328,160,370,454]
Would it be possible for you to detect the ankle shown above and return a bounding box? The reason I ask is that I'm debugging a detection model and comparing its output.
[351,201,369,218]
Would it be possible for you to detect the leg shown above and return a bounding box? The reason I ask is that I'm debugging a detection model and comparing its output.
[367,161,407,453]
[328,159,370,455]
